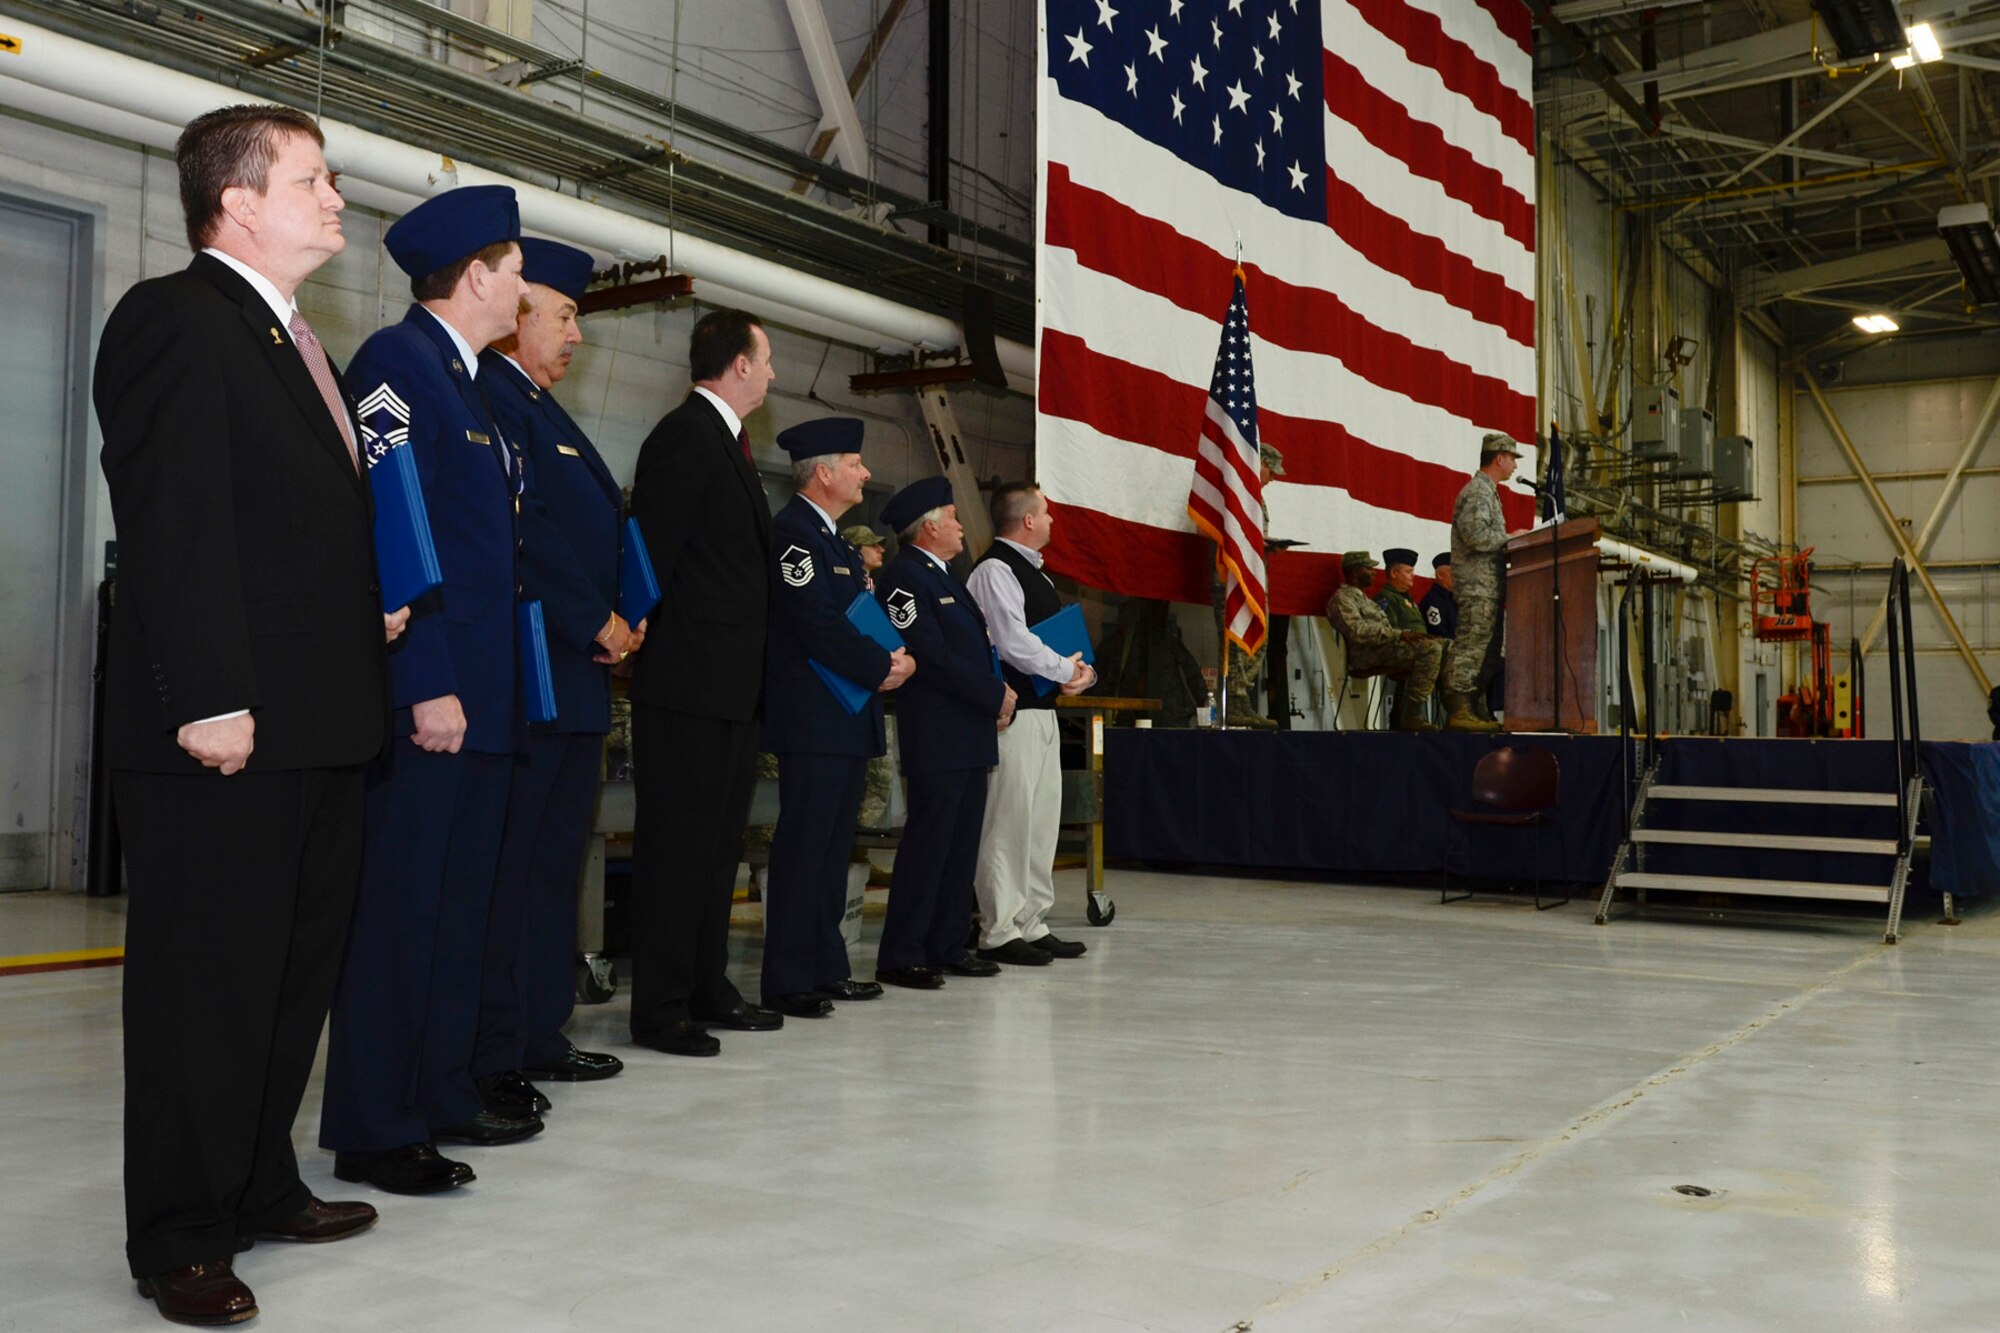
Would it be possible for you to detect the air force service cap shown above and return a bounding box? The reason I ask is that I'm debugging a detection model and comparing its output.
[880,475,955,536]
[1382,548,1419,569]
[776,417,864,460]
[519,238,596,304]
[384,184,521,279]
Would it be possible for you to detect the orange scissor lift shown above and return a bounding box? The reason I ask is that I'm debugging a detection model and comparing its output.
[1753,547,1859,738]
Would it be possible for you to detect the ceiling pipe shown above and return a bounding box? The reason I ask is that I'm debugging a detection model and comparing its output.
[0,17,1036,395]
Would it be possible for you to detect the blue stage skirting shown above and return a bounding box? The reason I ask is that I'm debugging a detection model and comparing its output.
[1103,731,2000,900]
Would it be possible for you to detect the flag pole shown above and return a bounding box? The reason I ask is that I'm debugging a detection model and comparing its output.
[1217,627,1231,730]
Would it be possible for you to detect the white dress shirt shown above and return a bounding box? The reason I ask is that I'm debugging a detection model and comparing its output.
[693,385,743,442]
[966,538,1077,684]
[421,306,480,379]
[191,250,299,727]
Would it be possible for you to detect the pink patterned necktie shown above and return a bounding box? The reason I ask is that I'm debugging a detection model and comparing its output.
[288,310,358,473]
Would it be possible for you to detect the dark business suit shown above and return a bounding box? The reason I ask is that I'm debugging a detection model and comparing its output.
[474,352,621,1075]
[873,547,1005,971]
[321,307,522,1152]
[626,391,772,1038]
[761,498,888,1000]
[94,252,388,1278]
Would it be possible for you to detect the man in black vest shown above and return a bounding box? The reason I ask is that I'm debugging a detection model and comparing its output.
[964,484,1096,966]
[870,476,1015,989]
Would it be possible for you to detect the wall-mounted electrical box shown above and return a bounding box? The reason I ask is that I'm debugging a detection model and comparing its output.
[1632,385,1682,460]
[1673,406,1715,479]
[1712,434,1755,501]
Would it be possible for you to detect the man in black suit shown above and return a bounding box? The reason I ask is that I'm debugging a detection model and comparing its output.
[94,104,405,1327]
[626,310,786,1056]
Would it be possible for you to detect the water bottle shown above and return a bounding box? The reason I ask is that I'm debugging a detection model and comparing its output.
[1201,690,1217,727]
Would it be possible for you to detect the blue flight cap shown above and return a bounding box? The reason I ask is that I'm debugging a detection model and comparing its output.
[519,237,596,304]
[880,475,956,535]
[776,417,864,460]
[1383,548,1419,569]
[384,184,521,279]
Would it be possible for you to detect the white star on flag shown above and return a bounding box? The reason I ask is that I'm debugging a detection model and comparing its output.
[1094,0,1118,30]
[1226,80,1250,112]
[1066,28,1093,65]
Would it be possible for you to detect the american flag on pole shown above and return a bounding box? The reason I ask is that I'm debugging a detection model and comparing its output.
[1187,270,1268,653]
[1036,0,1539,614]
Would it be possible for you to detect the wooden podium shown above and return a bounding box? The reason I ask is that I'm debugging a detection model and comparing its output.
[1502,517,1599,733]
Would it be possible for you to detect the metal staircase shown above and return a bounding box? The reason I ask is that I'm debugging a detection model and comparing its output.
[1593,561,1927,943]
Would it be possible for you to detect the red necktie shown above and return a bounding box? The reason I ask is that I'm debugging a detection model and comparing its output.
[738,427,752,464]
[288,310,358,473]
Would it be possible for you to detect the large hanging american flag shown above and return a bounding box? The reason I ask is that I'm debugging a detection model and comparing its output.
[1187,270,1268,654]
[1036,0,1539,614]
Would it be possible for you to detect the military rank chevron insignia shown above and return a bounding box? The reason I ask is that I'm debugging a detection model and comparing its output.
[355,384,412,467]
[778,544,815,587]
[885,588,918,630]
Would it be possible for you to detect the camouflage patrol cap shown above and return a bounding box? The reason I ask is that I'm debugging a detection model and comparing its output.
[1341,550,1380,569]
[1480,431,1524,457]
[1258,443,1285,475]
[841,524,887,549]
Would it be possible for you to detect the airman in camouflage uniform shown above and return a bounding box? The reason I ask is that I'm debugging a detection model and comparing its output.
[1210,443,1285,728]
[1328,551,1440,731]
[1445,432,1522,732]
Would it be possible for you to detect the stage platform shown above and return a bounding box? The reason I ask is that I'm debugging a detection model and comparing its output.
[1103,731,2000,902]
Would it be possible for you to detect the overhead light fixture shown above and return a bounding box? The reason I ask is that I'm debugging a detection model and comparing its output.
[1665,334,1698,367]
[1939,202,2000,306]
[1892,51,1915,69]
[1851,313,1899,334]
[1908,22,1943,62]
[1811,0,1907,60]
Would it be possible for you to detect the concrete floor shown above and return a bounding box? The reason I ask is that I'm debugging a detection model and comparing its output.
[1,872,1995,1332]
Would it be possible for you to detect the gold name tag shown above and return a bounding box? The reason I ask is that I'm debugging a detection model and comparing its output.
[466,430,491,445]
[832,566,851,575]
[940,596,956,605]
[556,445,581,457]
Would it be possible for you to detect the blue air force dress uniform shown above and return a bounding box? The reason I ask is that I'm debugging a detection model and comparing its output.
[871,477,1008,982]
[472,239,626,1089]
[760,419,891,1012]
[321,186,538,1174]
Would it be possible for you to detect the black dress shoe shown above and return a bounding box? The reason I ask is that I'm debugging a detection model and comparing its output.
[816,978,883,1002]
[635,1020,721,1057]
[432,1109,543,1146]
[874,966,945,990]
[523,1043,625,1081]
[249,1197,378,1245]
[477,1070,552,1115]
[692,1001,784,1032]
[770,992,834,1018]
[333,1142,474,1195]
[1031,933,1088,958]
[137,1259,257,1326]
[975,938,1052,966]
[942,954,1000,977]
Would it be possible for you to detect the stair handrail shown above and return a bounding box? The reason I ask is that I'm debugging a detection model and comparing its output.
[1849,636,1864,738]
[1640,576,1659,771]
[1886,559,1911,846]
[1618,582,1636,834]
[1898,558,1921,781]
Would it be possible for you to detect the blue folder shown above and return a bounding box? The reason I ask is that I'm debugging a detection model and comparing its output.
[618,517,661,626]
[810,590,906,716]
[1029,602,1094,697]
[518,600,558,724]
[370,443,443,612]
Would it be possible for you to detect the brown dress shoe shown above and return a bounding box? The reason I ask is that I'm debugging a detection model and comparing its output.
[250,1197,378,1244]
[135,1259,257,1326]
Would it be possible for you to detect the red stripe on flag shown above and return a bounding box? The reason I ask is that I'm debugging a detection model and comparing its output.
[1322,50,1535,250]
[1045,502,1350,618]
[1473,0,1535,55]
[1325,169,1533,348]
[1037,330,1537,524]
[1045,168,1535,433]
[1346,0,1535,153]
